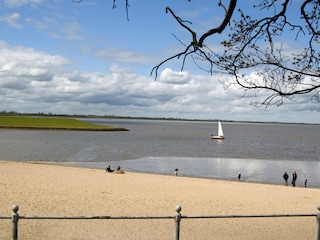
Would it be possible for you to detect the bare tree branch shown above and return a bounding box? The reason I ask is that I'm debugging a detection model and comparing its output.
[152,0,237,79]
[71,0,320,107]
[198,0,237,47]
[112,0,130,20]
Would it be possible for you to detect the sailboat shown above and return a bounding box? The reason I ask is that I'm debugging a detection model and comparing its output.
[211,121,224,140]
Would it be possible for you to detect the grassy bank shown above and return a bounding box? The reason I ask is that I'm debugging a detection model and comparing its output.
[0,116,128,131]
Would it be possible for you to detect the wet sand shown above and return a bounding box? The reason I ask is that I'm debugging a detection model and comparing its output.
[0,161,319,239]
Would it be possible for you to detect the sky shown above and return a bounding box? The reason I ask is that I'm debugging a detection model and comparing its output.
[0,0,319,124]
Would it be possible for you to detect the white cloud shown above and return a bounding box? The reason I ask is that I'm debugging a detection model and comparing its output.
[3,0,43,7]
[60,22,83,40]
[48,21,83,40]
[25,17,51,29]
[0,43,319,123]
[0,12,21,28]
[0,46,70,91]
[94,48,154,64]
[158,68,191,84]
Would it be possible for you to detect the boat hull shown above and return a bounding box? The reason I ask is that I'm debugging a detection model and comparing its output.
[211,135,224,140]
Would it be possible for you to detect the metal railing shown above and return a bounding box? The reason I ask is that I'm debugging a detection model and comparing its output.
[1,204,320,240]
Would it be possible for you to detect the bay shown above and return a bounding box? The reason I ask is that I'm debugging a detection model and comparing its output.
[0,119,319,187]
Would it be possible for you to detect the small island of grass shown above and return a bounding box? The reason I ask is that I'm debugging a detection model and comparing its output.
[0,116,128,131]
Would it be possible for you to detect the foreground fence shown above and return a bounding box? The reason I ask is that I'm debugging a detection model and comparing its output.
[1,204,320,240]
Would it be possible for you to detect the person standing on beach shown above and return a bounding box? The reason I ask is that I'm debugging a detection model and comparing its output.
[304,179,308,188]
[174,168,178,176]
[283,172,289,186]
[291,171,297,187]
[238,172,241,181]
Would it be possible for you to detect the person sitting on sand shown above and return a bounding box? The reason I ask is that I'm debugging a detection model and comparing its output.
[114,166,125,174]
[105,165,114,172]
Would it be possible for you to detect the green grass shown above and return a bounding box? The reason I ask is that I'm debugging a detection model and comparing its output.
[0,116,128,131]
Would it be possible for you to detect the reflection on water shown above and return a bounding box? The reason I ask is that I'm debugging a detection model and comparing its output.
[57,157,320,188]
[0,119,319,187]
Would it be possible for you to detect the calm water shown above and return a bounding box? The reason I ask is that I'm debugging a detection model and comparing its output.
[0,119,319,187]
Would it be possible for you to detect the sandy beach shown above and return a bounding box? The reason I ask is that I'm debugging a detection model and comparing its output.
[0,160,319,240]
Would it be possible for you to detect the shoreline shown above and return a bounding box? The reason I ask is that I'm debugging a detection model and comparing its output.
[1,160,319,239]
[5,159,319,189]
[31,158,319,189]
[54,162,320,189]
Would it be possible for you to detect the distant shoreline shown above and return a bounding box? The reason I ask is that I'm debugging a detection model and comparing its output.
[0,111,317,125]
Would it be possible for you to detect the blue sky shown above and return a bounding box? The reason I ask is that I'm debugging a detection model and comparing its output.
[0,0,319,123]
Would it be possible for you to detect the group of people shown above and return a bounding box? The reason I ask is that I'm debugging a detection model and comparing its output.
[283,171,307,187]
[106,166,307,187]
[105,165,123,173]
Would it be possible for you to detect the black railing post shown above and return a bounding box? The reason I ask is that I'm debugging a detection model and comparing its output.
[11,205,19,240]
[315,204,320,240]
[174,205,181,240]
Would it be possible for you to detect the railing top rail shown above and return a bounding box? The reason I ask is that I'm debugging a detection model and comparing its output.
[20,216,175,220]
[181,213,317,219]
[0,213,316,220]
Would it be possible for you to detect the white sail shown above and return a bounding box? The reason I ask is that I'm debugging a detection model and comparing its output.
[217,121,224,137]
[211,121,224,140]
